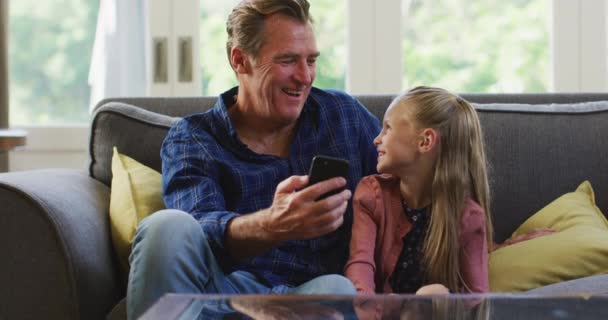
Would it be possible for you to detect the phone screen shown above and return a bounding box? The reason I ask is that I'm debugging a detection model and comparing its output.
[308,155,350,199]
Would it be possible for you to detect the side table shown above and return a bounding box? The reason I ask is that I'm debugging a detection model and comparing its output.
[0,129,27,172]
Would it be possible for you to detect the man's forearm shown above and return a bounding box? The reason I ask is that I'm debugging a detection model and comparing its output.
[224,209,281,261]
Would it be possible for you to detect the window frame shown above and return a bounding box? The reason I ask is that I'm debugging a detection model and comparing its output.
[347,0,607,94]
[9,0,607,171]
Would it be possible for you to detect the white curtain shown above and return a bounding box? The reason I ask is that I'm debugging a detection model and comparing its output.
[88,0,148,110]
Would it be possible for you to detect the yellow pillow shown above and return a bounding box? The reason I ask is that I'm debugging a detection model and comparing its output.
[489,181,608,292]
[110,147,165,272]
[514,181,608,233]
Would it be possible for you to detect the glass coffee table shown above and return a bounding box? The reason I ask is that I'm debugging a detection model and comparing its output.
[140,293,608,319]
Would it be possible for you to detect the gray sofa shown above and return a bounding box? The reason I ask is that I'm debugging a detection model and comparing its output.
[1,92,608,320]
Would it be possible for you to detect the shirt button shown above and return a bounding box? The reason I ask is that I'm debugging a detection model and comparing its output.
[402,262,408,268]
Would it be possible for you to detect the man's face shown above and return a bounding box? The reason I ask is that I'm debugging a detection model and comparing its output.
[239,14,319,125]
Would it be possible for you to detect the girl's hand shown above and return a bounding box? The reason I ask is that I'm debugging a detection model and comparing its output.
[415,284,449,295]
[493,228,556,251]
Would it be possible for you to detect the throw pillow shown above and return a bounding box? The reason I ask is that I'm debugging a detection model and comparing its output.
[489,181,608,292]
[513,181,608,233]
[110,147,165,272]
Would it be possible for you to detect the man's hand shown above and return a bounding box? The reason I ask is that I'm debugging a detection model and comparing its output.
[261,175,352,241]
[225,175,351,261]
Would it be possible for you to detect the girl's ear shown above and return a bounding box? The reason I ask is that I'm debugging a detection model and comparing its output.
[419,128,439,153]
[230,47,250,74]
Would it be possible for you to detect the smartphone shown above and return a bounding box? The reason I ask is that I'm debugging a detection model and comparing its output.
[308,155,350,200]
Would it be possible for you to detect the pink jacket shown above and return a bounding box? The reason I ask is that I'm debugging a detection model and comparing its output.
[344,174,489,294]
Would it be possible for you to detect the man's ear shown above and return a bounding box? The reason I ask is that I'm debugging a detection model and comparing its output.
[230,47,250,74]
[419,128,439,153]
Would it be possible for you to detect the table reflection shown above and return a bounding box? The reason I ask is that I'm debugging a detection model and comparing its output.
[174,295,489,320]
[142,293,608,320]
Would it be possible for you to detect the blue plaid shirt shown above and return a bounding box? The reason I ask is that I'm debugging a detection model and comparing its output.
[161,86,380,287]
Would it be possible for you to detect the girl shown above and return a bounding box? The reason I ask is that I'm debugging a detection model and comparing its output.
[345,86,492,294]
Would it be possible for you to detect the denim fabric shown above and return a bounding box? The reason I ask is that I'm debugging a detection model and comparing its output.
[127,210,356,320]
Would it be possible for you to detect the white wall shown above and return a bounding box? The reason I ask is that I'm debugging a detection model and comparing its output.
[347,0,402,94]
[8,126,89,171]
[553,0,607,91]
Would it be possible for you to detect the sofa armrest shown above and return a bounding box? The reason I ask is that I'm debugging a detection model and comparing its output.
[0,169,121,320]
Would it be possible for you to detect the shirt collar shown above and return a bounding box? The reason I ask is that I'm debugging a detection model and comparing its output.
[402,200,428,225]
[210,86,320,157]
[214,86,240,140]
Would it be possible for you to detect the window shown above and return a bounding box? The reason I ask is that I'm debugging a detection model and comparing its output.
[9,0,98,125]
[199,0,346,97]
[401,0,550,93]
[309,0,346,90]
[199,0,239,97]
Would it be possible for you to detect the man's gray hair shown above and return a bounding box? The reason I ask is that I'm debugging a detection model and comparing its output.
[226,0,312,66]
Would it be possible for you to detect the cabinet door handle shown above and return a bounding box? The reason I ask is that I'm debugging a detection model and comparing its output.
[153,37,168,83]
[178,36,193,82]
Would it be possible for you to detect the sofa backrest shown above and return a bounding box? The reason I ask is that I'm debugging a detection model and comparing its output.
[91,93,608,242]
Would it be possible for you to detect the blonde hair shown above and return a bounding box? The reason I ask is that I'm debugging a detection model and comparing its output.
[226,0,312,66]
[430,297,491,320]
[394,86,493,292]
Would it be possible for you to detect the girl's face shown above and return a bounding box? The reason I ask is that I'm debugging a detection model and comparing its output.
[373,101,424,175]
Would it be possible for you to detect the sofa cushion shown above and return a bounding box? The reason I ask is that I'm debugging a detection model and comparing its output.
[90,98,608,243]
[473,101,608,242]
[90,102,181,186]
[110,147,165,272]
[524,274,608,295]
[489,181,608,292]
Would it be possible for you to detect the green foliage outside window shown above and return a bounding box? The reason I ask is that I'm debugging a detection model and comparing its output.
[309,0,346,91]
[8,1,549,125]
[9,0,97,125]
[199,1,239,97]
[402,0,549,93]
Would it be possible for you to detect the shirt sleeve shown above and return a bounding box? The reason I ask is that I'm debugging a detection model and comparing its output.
[345,177,379,294]
[160,120,239,260]
[459,203,490,293]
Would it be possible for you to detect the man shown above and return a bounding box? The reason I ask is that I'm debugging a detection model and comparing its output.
[127,1,380,318]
